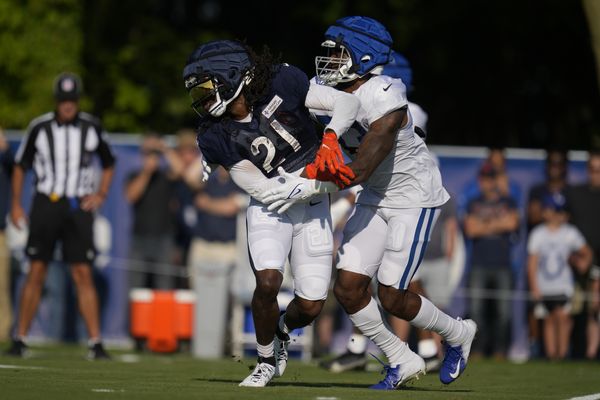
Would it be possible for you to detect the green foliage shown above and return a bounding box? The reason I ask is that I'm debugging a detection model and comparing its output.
[0,0,82,129]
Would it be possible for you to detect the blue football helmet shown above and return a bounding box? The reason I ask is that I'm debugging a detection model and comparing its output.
[315,16,393,86]
[183,40,253,117]
[383,50,413,92]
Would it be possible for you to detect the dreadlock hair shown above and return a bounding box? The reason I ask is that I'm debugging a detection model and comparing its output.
[242,44,280,107]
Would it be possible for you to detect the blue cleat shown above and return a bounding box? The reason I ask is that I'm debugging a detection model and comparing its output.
[369,352,426,390]
[440,319,477,384]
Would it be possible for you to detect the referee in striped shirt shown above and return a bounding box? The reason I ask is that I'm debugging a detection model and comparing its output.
[6,73,116,359]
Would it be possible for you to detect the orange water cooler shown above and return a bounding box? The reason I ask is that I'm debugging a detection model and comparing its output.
[129,289,195,353]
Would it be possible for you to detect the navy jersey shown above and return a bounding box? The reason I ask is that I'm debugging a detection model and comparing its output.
[197,64,319,177]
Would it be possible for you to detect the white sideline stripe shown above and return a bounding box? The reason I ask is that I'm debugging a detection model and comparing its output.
[0,364,45,370]
[91,389,125,393]
[565,394,600,400]
[315,397,338,400]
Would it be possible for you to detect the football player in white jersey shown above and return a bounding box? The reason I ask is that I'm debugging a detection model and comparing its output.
[262,16,477,389]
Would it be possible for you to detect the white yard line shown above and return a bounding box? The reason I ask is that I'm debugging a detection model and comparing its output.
[565,394,600,400]
[0,364,45,370]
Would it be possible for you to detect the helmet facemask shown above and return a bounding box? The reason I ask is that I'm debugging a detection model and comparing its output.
[315,40,359,86]
[186,72,252,118]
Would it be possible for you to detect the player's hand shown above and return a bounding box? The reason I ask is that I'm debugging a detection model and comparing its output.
[315,130,344,174]
[200,156,212,182]
[262,167,317,214]
[306,161,355,188]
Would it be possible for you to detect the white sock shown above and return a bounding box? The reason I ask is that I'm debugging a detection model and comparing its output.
[257,341,274,359]
[347,333,368,354]
[349,298,412,366]
[278,314,290,335]
[410,295,464,346]
[418,339,438,359]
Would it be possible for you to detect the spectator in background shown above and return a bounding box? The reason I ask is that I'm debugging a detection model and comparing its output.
[487,147,522,201]
[527,192,592,360]
[527,149,571,232]
[189,166,245,358]
[172,129,202,287]
[464,161,519,359]
[124,133,184,290]
[5,72,115,359]
[566,150,600,359]
[0,127,14,341]
[526,149,571,357]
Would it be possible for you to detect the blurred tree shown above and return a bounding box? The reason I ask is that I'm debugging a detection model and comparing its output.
[0,0,83,129]
[0,0,599,149]
[583,0,600,149]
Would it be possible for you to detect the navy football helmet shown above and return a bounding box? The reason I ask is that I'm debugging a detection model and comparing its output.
[183,40,253,117]
[383,50,412,92]
[315,16,393,86]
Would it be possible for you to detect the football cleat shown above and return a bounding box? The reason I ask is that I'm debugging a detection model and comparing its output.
[87,342,111,361]
[273,327,290,378]
[369,352,426,390]
[5,339,28,358]
[239,359,276,387]
[440,318,477,384]
[320,351,368,373]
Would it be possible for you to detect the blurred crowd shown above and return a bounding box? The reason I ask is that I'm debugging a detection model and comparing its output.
[0,99,599,363]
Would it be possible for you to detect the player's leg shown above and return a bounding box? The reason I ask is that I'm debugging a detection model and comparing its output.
[389,277,442,372]
[335,205,423,390]
[376,207,476,385]
[241,200,293,387]
[65,206,109,360]
[276,195,332,376]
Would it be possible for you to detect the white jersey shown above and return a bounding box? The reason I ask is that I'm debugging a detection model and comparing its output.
[408,101,428,134]
[527,223,586,297]
[350,75,448,208]
[309,76,448,208]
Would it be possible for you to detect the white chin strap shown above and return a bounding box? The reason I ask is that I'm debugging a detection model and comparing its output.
[208,73,253,117]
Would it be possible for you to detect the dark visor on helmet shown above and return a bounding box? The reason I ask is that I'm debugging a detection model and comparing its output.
[188,79,218,116]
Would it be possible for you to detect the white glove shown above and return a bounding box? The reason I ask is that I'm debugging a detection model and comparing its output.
[262,167,318,214]
[200,156,212,182]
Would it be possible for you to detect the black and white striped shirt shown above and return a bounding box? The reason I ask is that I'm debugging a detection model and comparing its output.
[15,111,116,198]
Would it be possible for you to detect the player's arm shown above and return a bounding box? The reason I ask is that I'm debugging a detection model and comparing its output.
[229,160,291,203]
[345,106,407,186]
[305,83,360,177]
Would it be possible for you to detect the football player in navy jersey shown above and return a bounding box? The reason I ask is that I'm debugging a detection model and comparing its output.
[182,39,359,387]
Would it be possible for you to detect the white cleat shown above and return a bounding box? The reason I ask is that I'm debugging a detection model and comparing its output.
[273,332,290,378]
[370,351,426,390]
[239,362,276,387]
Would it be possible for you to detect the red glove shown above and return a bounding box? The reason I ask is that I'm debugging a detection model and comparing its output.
[305,162,354,189]
[315,131,344,174]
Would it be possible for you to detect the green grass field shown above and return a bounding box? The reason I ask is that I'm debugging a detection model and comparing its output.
[1,344,600,400]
